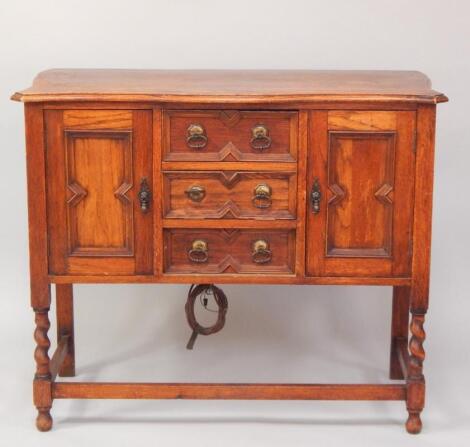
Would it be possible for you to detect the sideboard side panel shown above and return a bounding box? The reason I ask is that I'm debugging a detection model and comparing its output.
[24,103,51,308]
[411,105,437,311]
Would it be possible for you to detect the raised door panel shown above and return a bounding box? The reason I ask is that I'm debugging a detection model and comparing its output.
[46,110,153,275]
[66,130,133,256]
[326,132,395,258]
[306,111,415,277]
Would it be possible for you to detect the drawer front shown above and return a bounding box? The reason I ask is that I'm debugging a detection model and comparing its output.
[164,110,297,162]
[163,171,297,219]
[164,229,295,274]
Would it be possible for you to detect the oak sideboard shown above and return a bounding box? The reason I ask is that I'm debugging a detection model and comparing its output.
[12,69,447,432]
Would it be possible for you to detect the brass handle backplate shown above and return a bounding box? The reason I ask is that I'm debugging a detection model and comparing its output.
[186,185,206,202]
[250,124,272,151]
[311,177,321,214]
[188,239,209,263]
[186,123,208,149]
[138,178,151,212]
[252,183,272,209]
[252,239,272,264]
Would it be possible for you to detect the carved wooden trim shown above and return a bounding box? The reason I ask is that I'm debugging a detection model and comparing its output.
[406,311,426,434]
[34,309,51,380]
[66,181,87,207]
[33,307,53,434]
[65,130,134,257]
[375,183,394,205]
[219,229,241,242]
[408,313,426,381]
[114,181,132,204]
[164,141,296,162]
[219,110,241,127]
[328,183,346,207]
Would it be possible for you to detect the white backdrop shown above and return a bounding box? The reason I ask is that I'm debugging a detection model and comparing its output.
[0,1,468,446]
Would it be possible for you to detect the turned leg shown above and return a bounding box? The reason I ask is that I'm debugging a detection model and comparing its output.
[56,284,75,377]
[406,311,426,434]
[25,103,54,430]
[389,286,410,379]
[33,307,53,431]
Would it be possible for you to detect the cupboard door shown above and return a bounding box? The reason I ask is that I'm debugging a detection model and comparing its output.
[46,110,153,275]
[306,111,415,277]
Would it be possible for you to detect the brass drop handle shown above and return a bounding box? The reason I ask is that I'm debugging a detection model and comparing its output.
[311,177,321,214]
[188,239,209,263]
[186,123,208,149]
[252,239,272,264]
[252,183,272,209]
[138,178,151,212]
[186,185,206,202]
[250,124,272,151]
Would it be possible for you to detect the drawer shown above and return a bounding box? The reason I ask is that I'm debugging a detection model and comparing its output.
[164,229,295,274]
[163,110,297,162]
[163,171,297,219]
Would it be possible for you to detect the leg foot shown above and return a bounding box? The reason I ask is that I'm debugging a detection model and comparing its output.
[33,308,53,431]
[406,311,426,435]
[406,411,422,434]
[36,407,53,432]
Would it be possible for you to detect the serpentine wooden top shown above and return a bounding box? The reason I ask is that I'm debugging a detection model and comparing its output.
[12,69,447,104]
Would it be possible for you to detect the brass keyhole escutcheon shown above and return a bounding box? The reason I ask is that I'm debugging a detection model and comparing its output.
[310,177,321,214]
[138,178,151,212]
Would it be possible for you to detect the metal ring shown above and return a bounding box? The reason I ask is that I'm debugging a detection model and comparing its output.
[188,249,208,263]
[251,194,272,209]
[186,124,208,149]
[252,240,272,264]
[188,240,209,263]
[252,248,272,264]
[250,125,272,151]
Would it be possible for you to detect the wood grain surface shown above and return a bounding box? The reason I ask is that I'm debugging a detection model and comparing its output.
[13,69,447,432]
[12,69,447,104]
